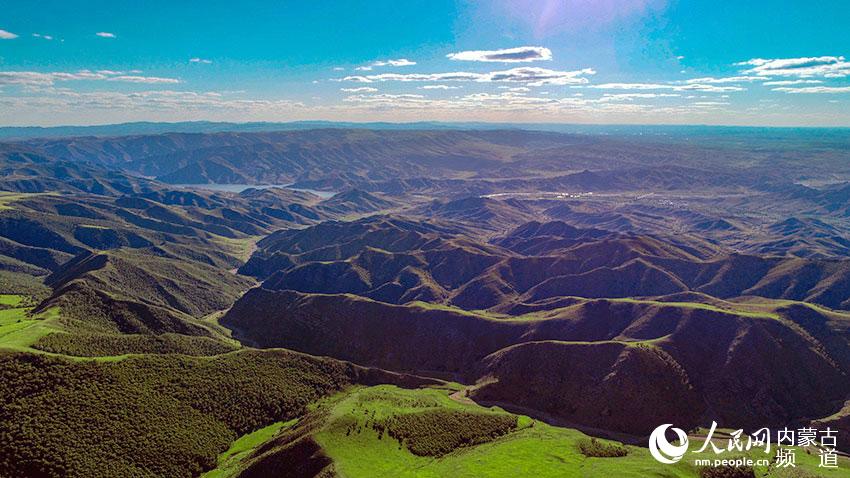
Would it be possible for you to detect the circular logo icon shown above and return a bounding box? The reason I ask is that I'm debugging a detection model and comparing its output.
[649,424,689,464]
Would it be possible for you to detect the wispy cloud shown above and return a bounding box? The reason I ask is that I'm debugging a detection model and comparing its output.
[421,85,462,90]
[737,56,850,78]
[676,84,745,92]
[342,66,595,86]
[0,70,180,86]
[338,89,718,119]
[0,71,103,86]
[377,59,416,67]
[684,76,764,84]
[589,82,744,93]
[599,93,680,102]
[0,29,18,40]
[691,101,729,106]
[588,82,668,90]
[189,58,213,64]
[107,75,182,84]
[772,86,850,94]
[95,32,117,38]
[762,79,822,86]
[355,59,416,71]
[340,87,378,93]
[446,46,552,63]
[0,89,305,116]
[32,33,54,40]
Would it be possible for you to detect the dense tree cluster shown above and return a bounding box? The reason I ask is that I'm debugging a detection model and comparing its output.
[33,332,237,357]
[576,437,628,458]
[0,270,50,299]
[380,409,517,457]
[0,350,357,477]
[698,464,756,478]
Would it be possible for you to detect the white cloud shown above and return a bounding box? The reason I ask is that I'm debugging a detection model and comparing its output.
[588,82,744,93]
[340,87,378,93]
[332,67,345,71]
[338,88,708,118]
[189,58,213,64]
[446,46,552,63]
[675,83,745,92]
[588,83,670,90]
[0,89,305,114]
[762,79,823,86]
[0,71,102,86]
[772,86,850,94]
[342,71,478,83]
[342,66,594,86]
[106,75,182,84]
[95,32,116,38]
[599,93,680,102]
[32,33,54,40]
[355,59,416,71]
[0,70,180,86]
[421,85,461,90]
[377,59,415,67]
[737,56,850,78]
[684,76,764,84]
[489,67,594,85]
[0,29,18,40]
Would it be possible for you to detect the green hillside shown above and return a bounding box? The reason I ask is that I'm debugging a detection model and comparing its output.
[208,385,850,478]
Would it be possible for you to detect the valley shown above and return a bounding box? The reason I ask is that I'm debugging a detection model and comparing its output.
[1,126,849,477]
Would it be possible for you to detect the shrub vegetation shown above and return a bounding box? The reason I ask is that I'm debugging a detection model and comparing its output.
[576,437,629,458]
[0,350,358,478]
[33,332,238,356]
[379,409,517,456]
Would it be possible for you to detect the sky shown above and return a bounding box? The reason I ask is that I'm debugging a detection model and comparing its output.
[1,0,849,127]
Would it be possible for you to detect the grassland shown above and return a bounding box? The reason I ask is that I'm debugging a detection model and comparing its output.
[212,235,263,266]
[0,293,24,306]
[0,191,57,210]
[608,297,782,320]
[201,420,298,478]
[310,385,698,478]
[0,293,63,353]
[411,296,784,322]
[211,385,850,478]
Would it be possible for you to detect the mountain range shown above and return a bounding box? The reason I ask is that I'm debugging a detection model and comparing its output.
[1,124,849,477]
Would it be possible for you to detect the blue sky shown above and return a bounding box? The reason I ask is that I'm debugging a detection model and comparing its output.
[1,0,849,126]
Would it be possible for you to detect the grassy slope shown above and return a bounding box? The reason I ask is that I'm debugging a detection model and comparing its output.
[202,420,299,478]
[0,293,62,352]
[214,385,850,478]
[415,295,786,322]
[315,386,695,478]
[3,273,849,478]
[0,192,57,210]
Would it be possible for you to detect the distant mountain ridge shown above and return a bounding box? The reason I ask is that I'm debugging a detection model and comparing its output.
[3,120,849,141]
